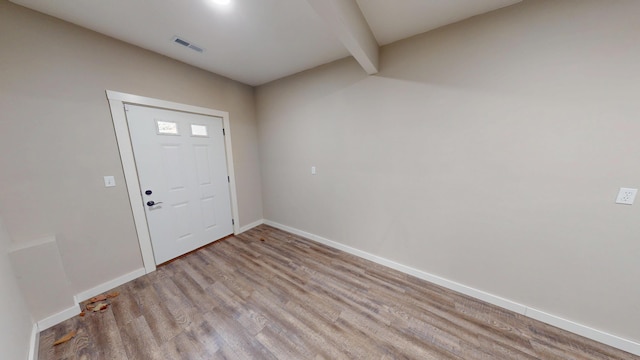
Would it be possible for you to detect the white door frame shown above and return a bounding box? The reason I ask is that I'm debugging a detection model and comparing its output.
[106,90,240,273]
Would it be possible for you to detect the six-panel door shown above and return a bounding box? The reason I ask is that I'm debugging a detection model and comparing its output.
[126,104,233,264]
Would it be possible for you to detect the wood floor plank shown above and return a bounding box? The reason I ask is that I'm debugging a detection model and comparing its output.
[39,316,90,360]
[172,256,216,290]
[255,326,305,359]
[207,306,278,360]
[282,300,355,360]
[118,316,163,360]
[141,304,182,344]
[171,269,219,313]
[196,311,249,360]
[160,331,207,360]
[151,277,201,329]
[39,225,639,360]
[246,289,339,358]
[82,310,128,360]
[109,283,142,329]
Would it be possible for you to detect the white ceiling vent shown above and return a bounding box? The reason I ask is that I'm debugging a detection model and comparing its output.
[172,36,205,53]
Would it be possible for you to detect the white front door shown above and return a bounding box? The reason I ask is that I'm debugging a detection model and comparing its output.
[125,104,233,264]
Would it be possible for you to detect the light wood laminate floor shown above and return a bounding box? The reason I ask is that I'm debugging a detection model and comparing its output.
[39,225,637,359]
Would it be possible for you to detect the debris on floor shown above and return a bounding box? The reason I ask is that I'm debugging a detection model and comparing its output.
[79,291,120,317]
[90,302,109,312]
[90,294,107,302]
[54,291,121,348]
[53,330,77,346]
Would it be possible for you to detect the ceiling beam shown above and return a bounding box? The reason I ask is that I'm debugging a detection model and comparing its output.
[306,0,379,75]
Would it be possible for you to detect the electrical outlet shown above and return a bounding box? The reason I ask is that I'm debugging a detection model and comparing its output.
[615,187,637,205]
[104,176,116,187]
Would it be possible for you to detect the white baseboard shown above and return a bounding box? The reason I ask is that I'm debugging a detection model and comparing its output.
[238,219,265,233]
[37,304,81,331]
[34,268,147,333]
[28,322,39,360]
[27,266,147,359]
[74,267,146,303]
[263,220,640,356]
[524,307,639,356]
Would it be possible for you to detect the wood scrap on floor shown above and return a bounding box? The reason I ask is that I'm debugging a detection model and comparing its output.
[53,291,121,348]
[90,294,107,302]
[53,330,76,346]
[91,302,109,312]
[80,291,121,316]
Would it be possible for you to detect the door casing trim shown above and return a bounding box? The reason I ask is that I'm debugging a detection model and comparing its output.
[106,90,241,273]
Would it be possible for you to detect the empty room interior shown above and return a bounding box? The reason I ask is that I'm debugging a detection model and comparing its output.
[2,0,640,359]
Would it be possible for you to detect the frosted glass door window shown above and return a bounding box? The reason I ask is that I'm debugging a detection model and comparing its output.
[191,124,208,137]
[156,120,179,135]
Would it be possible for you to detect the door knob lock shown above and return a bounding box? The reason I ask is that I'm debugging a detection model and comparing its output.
[146,201,163,207]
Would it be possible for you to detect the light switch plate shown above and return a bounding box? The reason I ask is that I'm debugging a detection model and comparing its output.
[311,166,317,175]
[615,187,637,205]
[104,176,116,187]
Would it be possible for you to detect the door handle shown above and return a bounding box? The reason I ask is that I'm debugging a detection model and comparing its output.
[146,201,163,207]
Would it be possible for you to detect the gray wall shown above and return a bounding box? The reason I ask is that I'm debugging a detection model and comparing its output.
[0,217,34,360]
[0,0,263,304]
[256,0,640,342]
